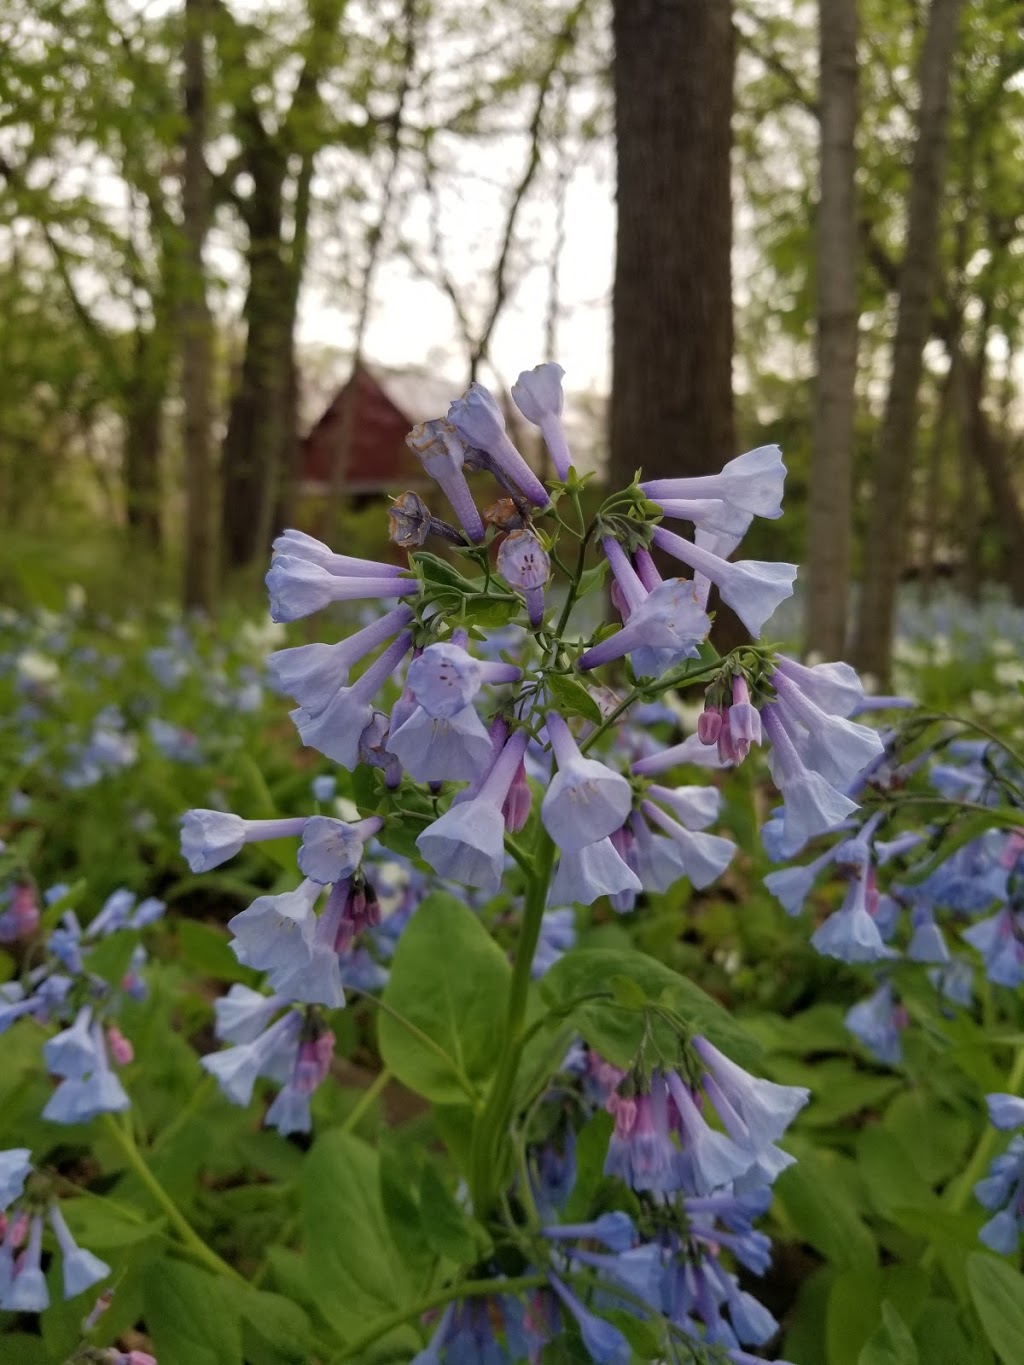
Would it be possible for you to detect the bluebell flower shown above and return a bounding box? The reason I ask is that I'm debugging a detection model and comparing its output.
[43,1022,130,1123]
[497,529,551,626]
[407,639,520,719]
[406,419,485,541]
[447,382,550,507]
[760,706,859,856]
[202,1010,303,1106]
[763,843,843,916]
[532,908,576,978]
[214,985,287,1044]
[542,1211,636,1252]
[297,816,383,884]
[541,713,632,853]
[963,908,1024,988]
[227,880,321,991]
[693,1036,809,1150]
[511,362,572,480]
[640,444,786,521]
[569,1244,665,1315]
[928,957,974,1007]
[0,1150,32,1210]
[988,1094,1024,1130]
[548,836,641,907]
[293,632,413,767]
[44,1006,99,1079]
[665,1071,758,1195]
[649,526,796,637]
[844,982,904,1065]
[548,1274,631,1365]
[2,1214,48,1312]
[631,732,734,776]
[640,800,736,889]
[975,1135,1024,1254]
[416,732,529,892]
[388,701,496,782]
[604,1081,678,1193]
[267,604,415,713]
[907,903,950,963]
[810,867,895,964]
[49,1204,110,1298]
[180,810,308,873]
[770,669,884,789]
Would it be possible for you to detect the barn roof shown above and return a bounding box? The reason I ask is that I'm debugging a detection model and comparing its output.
[364,363,466,425]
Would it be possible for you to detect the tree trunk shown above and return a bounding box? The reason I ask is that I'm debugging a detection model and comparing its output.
[918,367,953,605]
[851,0,964,685]
[610,0,739,646]
[181,0,217,610]
[220,135,291,571]
[962,353,1024,606]
[805,0,858,658]
[610,0,734,491]
[122,339,164,547]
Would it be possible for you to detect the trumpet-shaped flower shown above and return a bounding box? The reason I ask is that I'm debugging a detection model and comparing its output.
[291,633,413,767]
[641,802,736,889]
[511,362,572,479]
[407,640,520,718]
[2,1214,48,1312]
[760,706,859,856]
[49,1204,110,1299]
[640,444,786,520]
[297,816,383,884]
[266,555,414,624]
[448,383,550,506]
[650,526,796,636]
[267,604,415,714]
[406,419,485,540]
[387,701,495,782]
[416,730,529,892]
[180,810,307,874]
[0,1151,31,1211]
[497,529,551,626]
[541,714,633,853]
[549,834,642,907]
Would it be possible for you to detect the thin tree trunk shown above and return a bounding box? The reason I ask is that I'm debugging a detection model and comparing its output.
[852,0,964,684]
[122,368,163,545]
[962,353,1024,605]
[610,0,735,491]
[181,0,217,609]
[805,0,858,657]
[918,366,953,605]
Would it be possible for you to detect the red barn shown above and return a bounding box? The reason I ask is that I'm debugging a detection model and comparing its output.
[300,362,466,498]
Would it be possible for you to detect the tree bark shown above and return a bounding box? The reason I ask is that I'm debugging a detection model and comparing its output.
[961,352,1024,606]
[610,0,737,641]
[805,0,858,658]
[122,345,164,546]
[851,0,964,684]
[181,0,217,610]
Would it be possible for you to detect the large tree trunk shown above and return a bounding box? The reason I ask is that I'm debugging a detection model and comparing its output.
[962,352,1024,605]
[805,0,858,658]
[220,133,291,571]
[122,338,165,547]
[609,0,735,491]
[852,0,964,684]
[181,0,217,610]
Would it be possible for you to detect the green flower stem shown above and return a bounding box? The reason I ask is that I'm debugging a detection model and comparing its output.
[150,1072,216,1154]
[333,1272,548,1361]
[341,1066,392,1134]
[471,830,557,1216]
[101,1112,246,1286]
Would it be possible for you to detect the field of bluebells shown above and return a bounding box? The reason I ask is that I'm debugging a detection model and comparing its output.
[2,364,1023,1365]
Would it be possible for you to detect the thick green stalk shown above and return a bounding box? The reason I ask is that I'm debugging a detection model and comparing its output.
[471,830,557,1215]
[102,1113,246,1285]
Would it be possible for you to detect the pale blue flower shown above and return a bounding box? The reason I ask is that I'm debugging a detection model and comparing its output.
[541,714,632,853]
[291,632,413,767]
[180,810,307,873]
[298,816,382,884]
[268,604,415,713]
[640,444,786,520]
[548,836,641,907]
[650,526,796,636]
[387,702,494,782]
[49,1204,110,1298]
[447,382,550,506]
[511,362,572,479]
[0,1149,32,1211]
[406,419,485,541]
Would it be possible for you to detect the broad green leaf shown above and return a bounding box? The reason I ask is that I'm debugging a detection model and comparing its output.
[776,1148,877,1271]
[913,1298,990,1365]
[302,1129,413,1334]
[541,946,759,1068]
[545,672,603,725]
[857,1128,937,1220]
[176,918,253,983]
[858,1301,920,1365]
[232,1287,313,1365]
[419,1161,487,1263]
[378,892,510,1102]
[967,1251,1024,1364]
[828,1268,882,1365]
[144,1261,243,1365]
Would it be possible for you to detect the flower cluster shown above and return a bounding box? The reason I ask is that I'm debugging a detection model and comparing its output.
[0,1148,110,1312]
[975,1093,1024,1254]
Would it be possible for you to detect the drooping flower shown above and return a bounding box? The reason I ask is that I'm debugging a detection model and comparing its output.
[759,706,859,857]
[548,836,642,907]
[416,730,529,892]
[649,526,797,637]
[541,713,633,853]
[447,383,550,506]
[49,1204,111,1299]
[844,982,905,1065]
[267,604,415,714]
[297,816,383,884]
[640,445,786,520]
[265,553,414,624]
[291,632,413,768]
[407,639,520,719]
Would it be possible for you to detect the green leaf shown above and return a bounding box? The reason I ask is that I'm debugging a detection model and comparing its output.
[176,918,253,982]
[418,1162,486,1263]
[144,1261,243,1365]
[541,946,760,1069]
[412,551,476,591]
[575,559,608,600]
[776,1148,877,1271]
[233,1287,313,1364]
[302,1129,413,1335]
[967,1251,1024,1364]
[471,596,521,629]
[912,1299,990,1365]
[378,891,510,1102]
[858,1302,920,1365]
[545,673,603,725]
